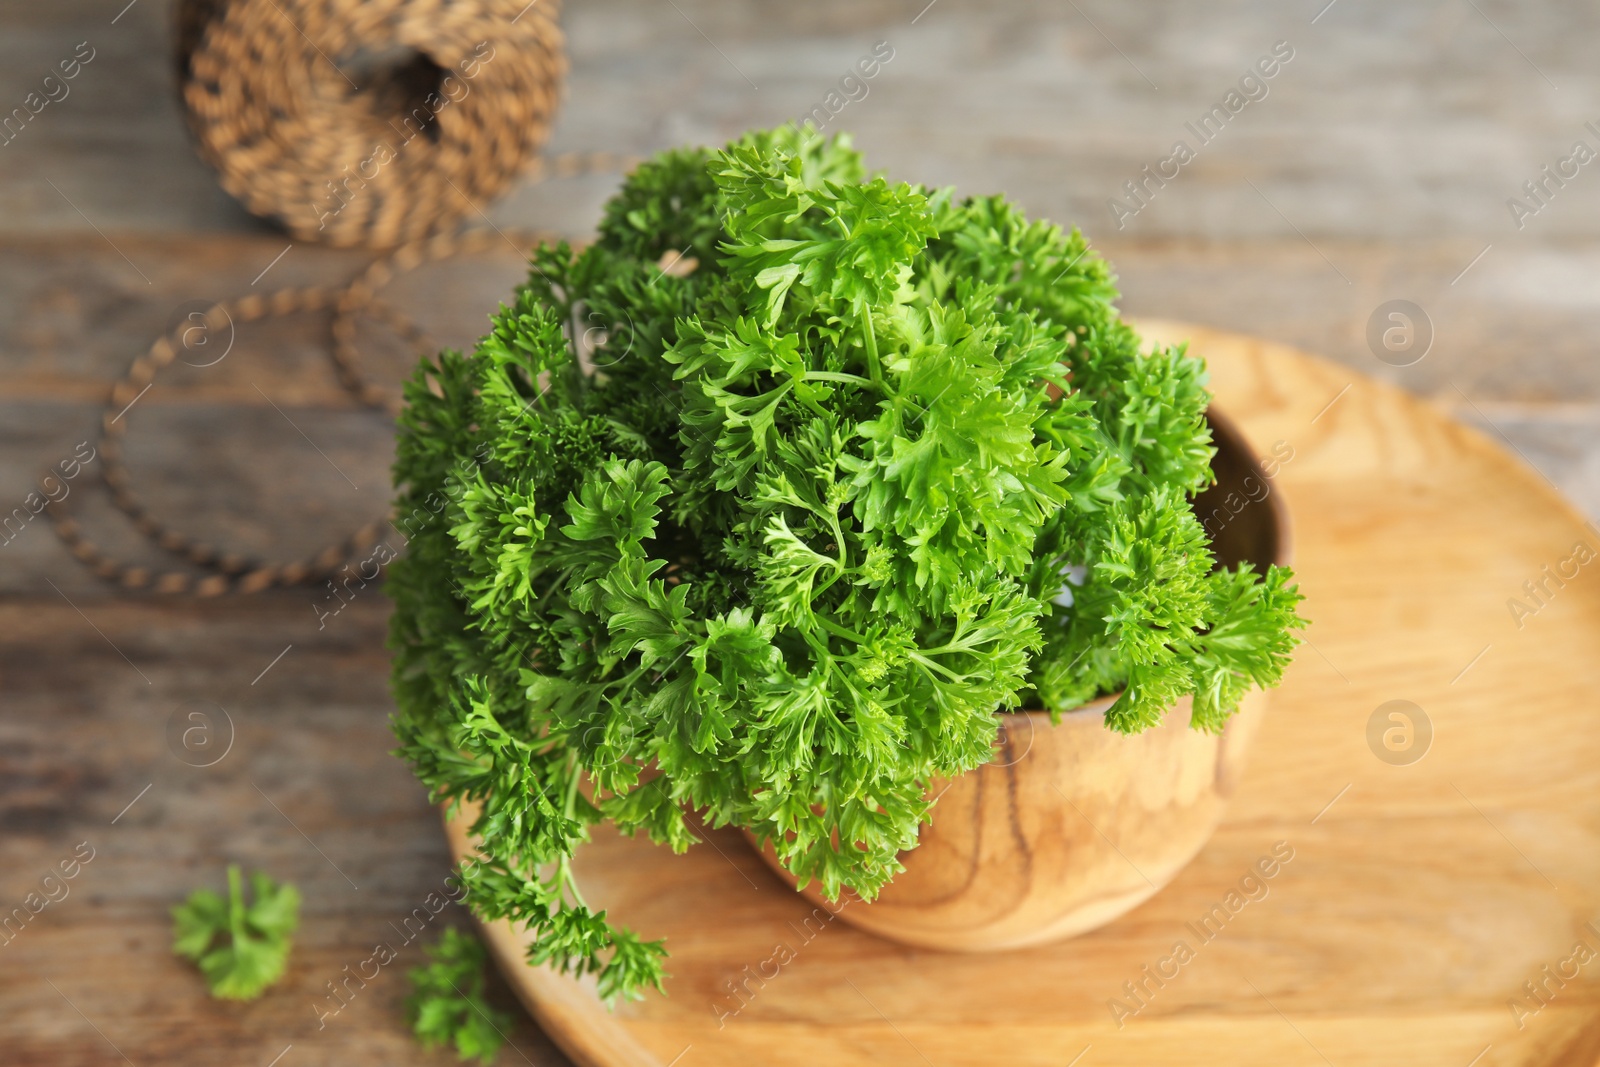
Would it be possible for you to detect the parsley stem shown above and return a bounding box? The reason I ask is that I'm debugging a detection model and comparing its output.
[557,753,590,910]
[860,308,885,392]
[563,752,581,820]
[817,615,868,644]
[906,651,964,682]
[227,864,245,945]
[804,371,874,387]
[809,514,850,599]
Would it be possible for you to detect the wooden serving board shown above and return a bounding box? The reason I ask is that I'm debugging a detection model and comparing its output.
[446,322,1600,1067]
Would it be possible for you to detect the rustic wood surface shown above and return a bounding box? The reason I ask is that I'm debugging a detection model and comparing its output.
[2,0,1597,1064]
[0,592,572,1067]
[448,323,1600,1067]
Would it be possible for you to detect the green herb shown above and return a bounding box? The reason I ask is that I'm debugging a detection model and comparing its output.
[406,928,510,1064]
[171,865,299,1000]
[388,124,1305,1003]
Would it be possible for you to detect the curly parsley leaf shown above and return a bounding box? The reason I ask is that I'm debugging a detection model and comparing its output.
[406,927,511,1065]
[171,865,299,1000]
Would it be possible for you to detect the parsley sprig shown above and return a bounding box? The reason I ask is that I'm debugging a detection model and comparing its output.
[388,126,1305,1003]
[406,928,511,1064]
[171,865,299,1000]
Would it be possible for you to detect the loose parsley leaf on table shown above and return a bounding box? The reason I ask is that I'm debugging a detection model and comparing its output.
[171,865,299,1000]
[406,927,511,1064]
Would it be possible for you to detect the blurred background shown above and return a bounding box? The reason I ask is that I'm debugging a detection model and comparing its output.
[8,0,1600,565]
[0,0,1592,1063]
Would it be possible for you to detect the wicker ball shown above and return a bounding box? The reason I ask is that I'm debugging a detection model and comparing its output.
[175,0,566,247]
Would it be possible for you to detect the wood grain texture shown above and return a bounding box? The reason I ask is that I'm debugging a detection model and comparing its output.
[0,595,571,1066]
[9,0,1600,243]
[446,324,1600,1067]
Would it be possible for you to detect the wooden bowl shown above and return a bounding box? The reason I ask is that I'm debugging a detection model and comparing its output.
[744,406,1292,951]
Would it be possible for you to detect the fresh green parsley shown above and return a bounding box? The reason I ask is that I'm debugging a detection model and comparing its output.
[388,125,1305,1003]
[406,927,511,1064]
[171,865,300,1000]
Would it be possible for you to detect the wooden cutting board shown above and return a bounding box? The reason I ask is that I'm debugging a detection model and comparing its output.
[445,321,1600,1067]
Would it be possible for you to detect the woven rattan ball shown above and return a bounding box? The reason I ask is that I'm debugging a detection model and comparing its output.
[176,0,566,247]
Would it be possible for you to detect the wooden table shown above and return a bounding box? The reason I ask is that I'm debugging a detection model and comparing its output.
[3,1,1598,1065]
[444,322,1600,1067]
[0,594,575,1066]
[2,228,1597,1066]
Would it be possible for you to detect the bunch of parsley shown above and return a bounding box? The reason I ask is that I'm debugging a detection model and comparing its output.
[388,126,1304,1002]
